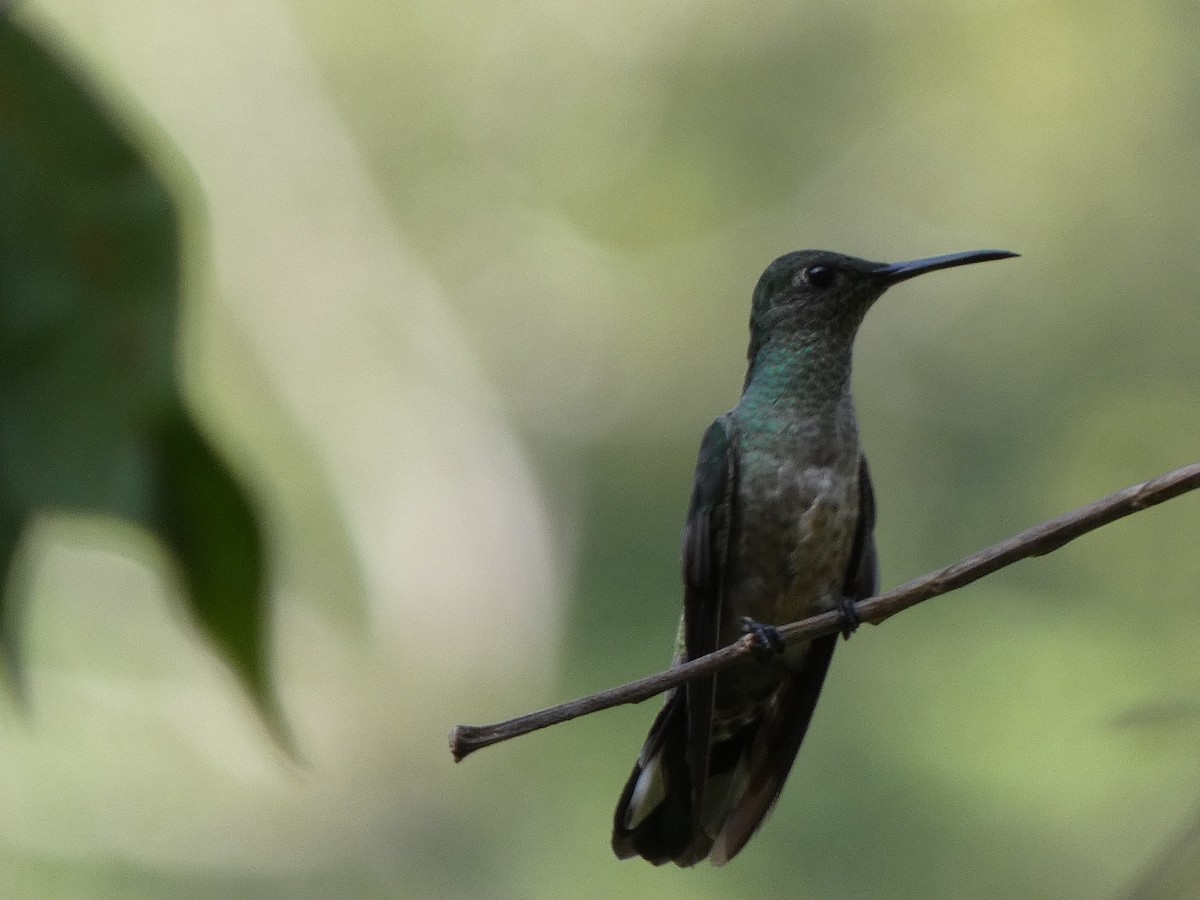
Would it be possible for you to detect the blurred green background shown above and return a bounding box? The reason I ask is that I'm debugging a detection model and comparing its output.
[3,0,1200,897]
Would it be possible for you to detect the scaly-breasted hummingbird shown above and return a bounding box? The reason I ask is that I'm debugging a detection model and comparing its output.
[612,248,1018,866]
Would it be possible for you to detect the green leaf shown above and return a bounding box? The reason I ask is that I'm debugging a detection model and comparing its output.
[0,19,275,725]
[149,408,268,703]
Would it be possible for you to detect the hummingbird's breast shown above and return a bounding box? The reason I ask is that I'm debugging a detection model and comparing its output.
[721,402,861,646]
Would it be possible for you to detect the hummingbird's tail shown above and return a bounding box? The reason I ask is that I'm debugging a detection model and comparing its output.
[612,634,837,867]
[708,634,836,864]
[611,687,711,865]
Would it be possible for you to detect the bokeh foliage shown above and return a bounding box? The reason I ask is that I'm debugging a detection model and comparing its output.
[0,18,270,714]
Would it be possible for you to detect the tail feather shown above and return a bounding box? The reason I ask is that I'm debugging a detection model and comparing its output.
[612,692,704,864]
[613,634,838,867]
[711,633,838,865]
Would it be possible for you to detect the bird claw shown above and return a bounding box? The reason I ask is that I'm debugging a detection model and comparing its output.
[741,616,785,661]
[836,597,860,640]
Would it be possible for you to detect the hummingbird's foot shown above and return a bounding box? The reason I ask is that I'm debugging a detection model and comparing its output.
[836,597,861,640]
[740,616,786,661]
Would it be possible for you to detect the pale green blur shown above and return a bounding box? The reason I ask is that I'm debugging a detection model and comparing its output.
[7,0,1200,897]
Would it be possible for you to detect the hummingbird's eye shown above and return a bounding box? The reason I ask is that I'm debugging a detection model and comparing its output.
[803,265,835,289]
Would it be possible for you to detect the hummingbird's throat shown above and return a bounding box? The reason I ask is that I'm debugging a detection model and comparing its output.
[744,330,854,414]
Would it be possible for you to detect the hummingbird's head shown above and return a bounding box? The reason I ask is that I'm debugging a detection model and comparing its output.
[749,248,1019,343]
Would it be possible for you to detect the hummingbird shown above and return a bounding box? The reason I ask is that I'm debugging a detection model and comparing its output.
[612,248,1018,866]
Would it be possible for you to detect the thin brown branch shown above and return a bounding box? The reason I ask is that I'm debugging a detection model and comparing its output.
[449,461,1200,762]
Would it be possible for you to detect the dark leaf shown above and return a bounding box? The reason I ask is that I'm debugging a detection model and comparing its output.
[0,19,275,726]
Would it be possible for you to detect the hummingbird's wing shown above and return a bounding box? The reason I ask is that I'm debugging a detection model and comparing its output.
[681,415,738,829]
[845,454,879,599]
[611,415,737,866]
[711,453,878,865]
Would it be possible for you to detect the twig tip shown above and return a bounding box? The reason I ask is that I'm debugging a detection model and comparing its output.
[449,725,473,763]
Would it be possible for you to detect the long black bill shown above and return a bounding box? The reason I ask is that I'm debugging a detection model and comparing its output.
[876,249,1019,284]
